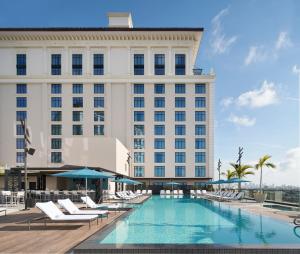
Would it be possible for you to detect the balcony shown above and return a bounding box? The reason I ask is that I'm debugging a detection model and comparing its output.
[193,68,203,75]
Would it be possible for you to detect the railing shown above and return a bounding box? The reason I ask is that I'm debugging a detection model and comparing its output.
[193,68,203,75]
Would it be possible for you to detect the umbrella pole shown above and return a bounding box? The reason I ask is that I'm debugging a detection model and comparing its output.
[85,178,87,208]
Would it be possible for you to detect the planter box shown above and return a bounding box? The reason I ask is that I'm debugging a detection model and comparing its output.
[254,192,267,203]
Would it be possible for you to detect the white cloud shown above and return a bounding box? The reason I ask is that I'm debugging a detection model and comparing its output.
[275,32,292,50]
[211,8,237,54]
[220,97,234,107]
[228,114,256,126]
[244,46,267,65]
[237,80,279,108]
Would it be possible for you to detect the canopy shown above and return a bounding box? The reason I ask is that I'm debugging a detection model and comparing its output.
[112,178,142,185]
[226,178,250,184]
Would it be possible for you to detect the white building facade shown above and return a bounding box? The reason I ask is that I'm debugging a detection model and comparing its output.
[0,13,215,189]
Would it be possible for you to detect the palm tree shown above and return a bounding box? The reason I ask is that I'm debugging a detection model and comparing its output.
[255,155,275,193]
[230,163,254,190]
[222,169,235,180]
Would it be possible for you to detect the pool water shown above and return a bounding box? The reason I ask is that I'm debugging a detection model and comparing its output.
[100,196,299,245]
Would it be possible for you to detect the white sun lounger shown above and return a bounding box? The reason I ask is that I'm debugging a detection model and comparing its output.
[160,190,165,195]
[166,190,171,195]
[80,196,121,211]
[147,190,152,195]
[178,190,183,195]
[173,190,178,195]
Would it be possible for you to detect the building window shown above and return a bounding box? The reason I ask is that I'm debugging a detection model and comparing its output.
[175,138,185,149]
[134,54,144,75]
[16,97,27,108]
[134,166,144,177]
[72,111,83,122]
[175,125,185,135]
[94,125,104,135]
[16,152,25,163]
[51,111,62,121]
[154,125,165,135]
[73,97,83,108]
[134,152,145,163]
[175,84,185,94]
[134,138,144,149]
[51,125,62,135]
[94,111,104,122]
[134,84,144,94]
[195,152,206,163]
[154,97,165,108]
[93,54,104,75]
[134,125,144,136]
[195,111,206,121]
[175,152,186,163]
[154,84,165,94]
[51,97,62,108]
[73,125,83,135]
[51,152,62,163]
[154,54,165,75]
[154,111,165,122]
[51,138,62,149]
[154,166,165,177]
[16,111,27,121]
[175,54,185,75]
[175,97,185,108]
[94,97,104,108]
[94,84,104,94]
[72,84,83,94]
[16,84,27,94]
[195,125,206,135]
[72,54,82,75]
[195,138,206,149]
[134,111,144,122]
[175,166,185,177]
[16,124,24,135]
[51,54,61,75]
[154,138,165,149]
[195,97,206,108]
[175,111,185,122]
[195,83,206,94]
[16,138,25,149]
[195,166,206,177]
[154,152,165,163]
[16,54,26,75]
[51,84,61,94]
[134,97,144,108]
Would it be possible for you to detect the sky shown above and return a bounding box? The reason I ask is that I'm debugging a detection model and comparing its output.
[0,0,299,186]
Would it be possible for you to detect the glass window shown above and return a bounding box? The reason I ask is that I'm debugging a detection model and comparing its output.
[51,125,62,135]
[134,97,144,108]
[175,111,185,122]
[134,166,144,177]
[154,138,165,149]
[72,111,83,121]
[94,111,104,122]
[94,97,104,108]
[72,54,82,75]
[51,138,62,149]
[134,152,145,163]
[175,84,185,94]
[154,111,165,122]
[175,54,185,75]
[51,152,62,163]
[134,138,144,149]
[94,125,104,135]
[134,125,144,136]
[175,138,185,149]
[195,166,206,177]
[16,84,27,94]
[154,152,165,163]
[134,84,144,94]
[73,125,83,135]
[154,125,165,135]
[175,166,185,177]
[154,54,165,75]
[134,111,144,122]
[93,54,104,75]
[195,152,206,163]
[73,97,83,108]
[175,97,185,108]
[51,111,62,121]
[16,111,27,121]
[154,166,165,177]
[94,84,104,94]
[195,97,206,108]
[134,54,144,75]
[154,97,165,108]
[51,84,61,94]
[195,111,206,121]
[195,138,206,149]
[175,152,186,163]
[51,54,61,75]
[175,125,185,135]
[16,152,25,163]
[195,83,206,94]
[154,84,165,94]
[16,97,27,108]
[16,54,26,75]
[195,124,206,135]
[72,84,83,94]
[16,124,24,135]
[16,138,25,149]
[51,97,62,108]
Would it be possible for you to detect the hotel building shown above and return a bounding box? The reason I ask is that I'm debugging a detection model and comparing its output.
[0,13,215,191]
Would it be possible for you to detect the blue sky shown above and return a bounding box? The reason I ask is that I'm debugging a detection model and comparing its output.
[1,0,299,186]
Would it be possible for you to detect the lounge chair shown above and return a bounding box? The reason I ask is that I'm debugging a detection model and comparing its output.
[202,190,207,194]
[141,190,147,195]
[196,190,202,196]
[178,190,183,195]
[190,190,195,196]
[160,190,165,195]
[173,190,178,195]
[294,217,300,225]
[80,196,120,211]
[147,190,152,195]
[166,190,171,195]
[35,201,98,230]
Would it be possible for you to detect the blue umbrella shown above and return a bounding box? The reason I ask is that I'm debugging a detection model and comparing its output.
[165,182,181,191]
[112,178,142,185]
[226,178,250,184]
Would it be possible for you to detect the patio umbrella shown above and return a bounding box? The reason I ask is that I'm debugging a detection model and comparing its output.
[165,182,181,191]
[226,178,250,184]
[112,178,142,185]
